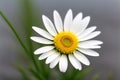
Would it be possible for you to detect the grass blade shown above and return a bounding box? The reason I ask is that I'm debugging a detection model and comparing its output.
[0,10,40,72]
[29,67,46,80]
[0,11,29,55]
[18,67,30,80]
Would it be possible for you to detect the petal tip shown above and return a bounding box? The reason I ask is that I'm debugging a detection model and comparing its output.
[67,9,72,13]
[79,12,83,15]
[45,60,49,64]
[60,69,66,73]
[53,10,58,13]
[93,26,97,29]
[96,31,101,36]
[87,62,90,66]
[84,16,91,22]
[30,37,33,40]
[42,15,47,20]
[97,31,101,34]
[78,67,82,71]
[38,57,42,60]
[69,9,72,11]
[100,41,103,44]
[38,56,45,60]
[32,26,36,27]
[50,65,54,69]
[84,15,90,19]
[32,26,37,30]
[94,53,100,57]
[34,52,38,55]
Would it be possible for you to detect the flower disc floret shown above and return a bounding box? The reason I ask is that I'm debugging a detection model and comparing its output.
[54,32,78,54]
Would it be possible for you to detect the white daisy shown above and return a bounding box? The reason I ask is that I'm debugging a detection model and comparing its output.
[31,9,103,72]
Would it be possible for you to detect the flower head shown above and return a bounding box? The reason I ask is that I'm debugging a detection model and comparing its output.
[31,9,103,72]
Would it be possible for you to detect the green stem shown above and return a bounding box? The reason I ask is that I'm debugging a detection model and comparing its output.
[21,0,40,72]
[29,68,46,80]
[0,11,29,54]
[18,67,31,80]
[0,11,40,71]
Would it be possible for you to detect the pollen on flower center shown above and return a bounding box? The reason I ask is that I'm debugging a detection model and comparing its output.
[54,32,79,54]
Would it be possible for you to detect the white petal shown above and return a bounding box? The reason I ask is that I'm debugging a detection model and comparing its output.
[46,51,60,64]
[30,37,53,44]
[78,26,97,40]
[42,15,57,36]
[70,12,83,34]
[79,40,103,47]
[32,26,53,40]
[68,54,82,70]
[38,50,56,60]
[78,45,101,49]
[53,10,63,33]
[78,44,101,49]
[59,54,68,72]
[74,51,90,65]
[78,48,99,56]
[80,16,90,32]
[50,55,61,69]
[76,16,91,35]
[64,9,73,31]
[34,46,54,55]
[80,31,101,41]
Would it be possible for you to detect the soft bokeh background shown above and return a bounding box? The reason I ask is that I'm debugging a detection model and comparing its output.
[0,0,120,80]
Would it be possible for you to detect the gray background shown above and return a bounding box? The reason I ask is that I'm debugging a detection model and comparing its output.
[0,0,120,80]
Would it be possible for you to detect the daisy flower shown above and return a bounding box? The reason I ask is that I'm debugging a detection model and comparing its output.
[31,9,103,72]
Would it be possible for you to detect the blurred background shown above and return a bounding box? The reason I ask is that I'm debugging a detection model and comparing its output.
[0,0,120,80]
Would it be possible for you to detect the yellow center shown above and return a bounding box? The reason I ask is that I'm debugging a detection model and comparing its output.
[54,32,79,54]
